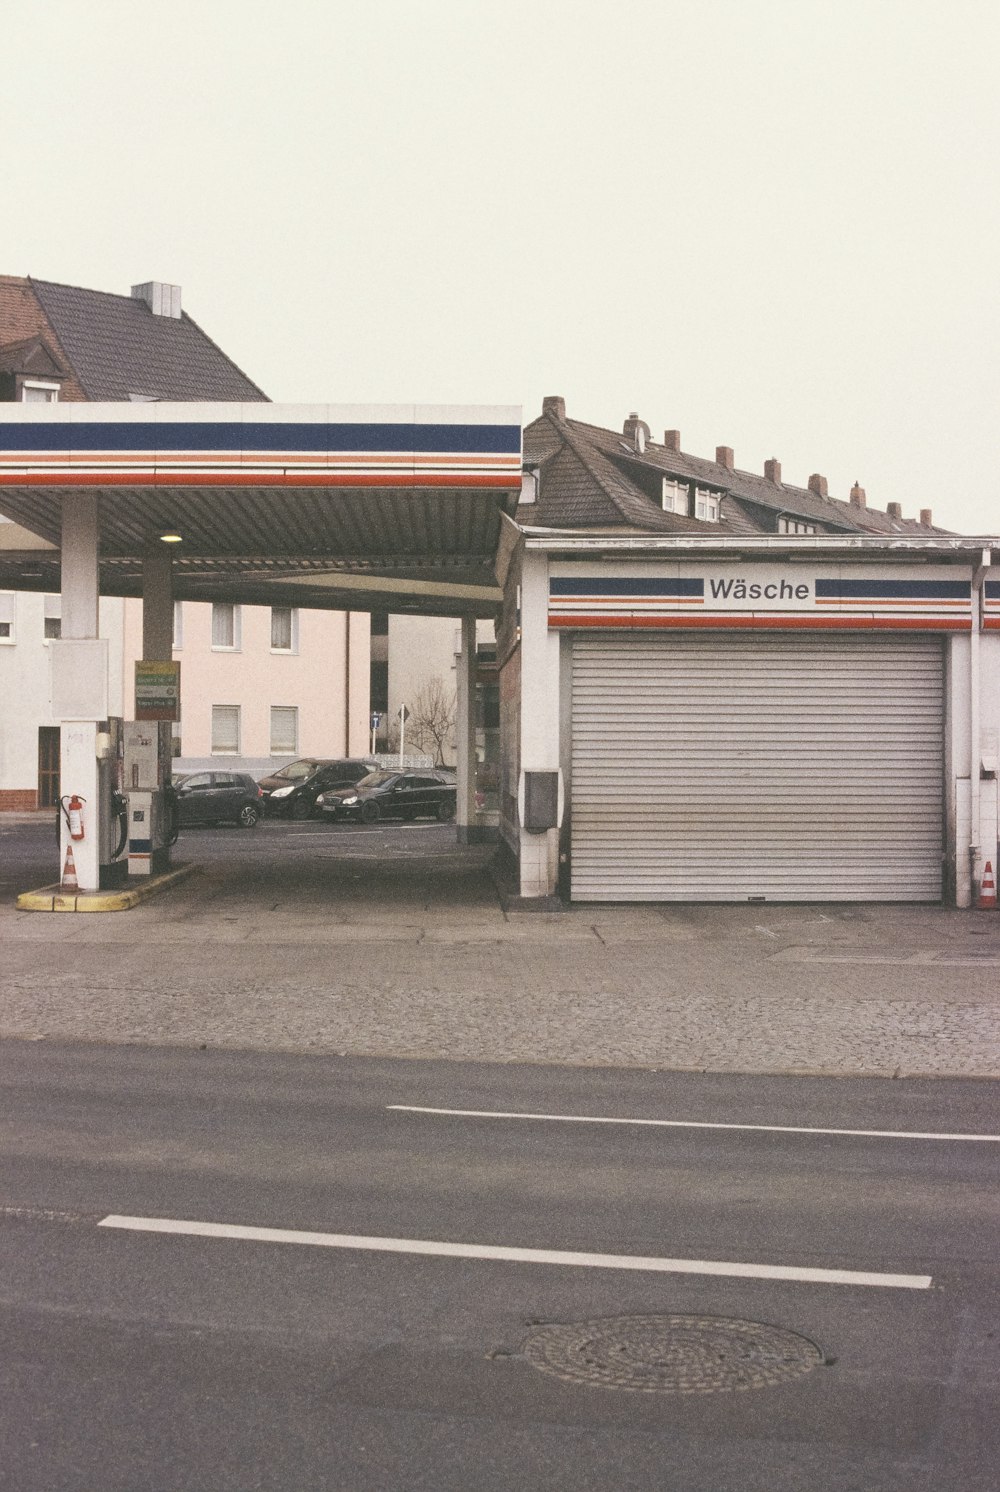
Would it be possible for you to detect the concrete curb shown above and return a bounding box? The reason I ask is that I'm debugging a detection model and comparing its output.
[16,862,198,913]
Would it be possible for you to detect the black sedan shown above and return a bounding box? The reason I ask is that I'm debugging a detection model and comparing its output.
[258,758,376,819]
[173,771,263,828]
[319,769,456,824]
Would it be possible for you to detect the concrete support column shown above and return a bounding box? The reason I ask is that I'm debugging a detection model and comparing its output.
[57,495,103,892]
[61,494,100,638]
[455,613,477,843]
[141,542,174,662]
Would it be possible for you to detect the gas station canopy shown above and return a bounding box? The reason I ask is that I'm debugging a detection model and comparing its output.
[0,403,523,616]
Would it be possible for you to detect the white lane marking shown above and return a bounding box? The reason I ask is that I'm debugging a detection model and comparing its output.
[387,1105,1000,1144]
[96,1214,931,1290]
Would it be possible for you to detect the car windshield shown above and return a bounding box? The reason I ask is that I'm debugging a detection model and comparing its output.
[355,769,398,790]
[275,761,319,783]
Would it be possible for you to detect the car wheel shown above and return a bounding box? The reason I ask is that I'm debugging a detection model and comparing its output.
[239,804,260,828]
[360,800,380,825]
[290,795,313,821]
[437,799,456,822]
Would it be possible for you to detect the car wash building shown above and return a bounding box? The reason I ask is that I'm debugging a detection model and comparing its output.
[498,401,999,907]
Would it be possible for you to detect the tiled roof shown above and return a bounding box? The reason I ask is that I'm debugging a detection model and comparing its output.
[523,406,946,537]
[29,279,268,402]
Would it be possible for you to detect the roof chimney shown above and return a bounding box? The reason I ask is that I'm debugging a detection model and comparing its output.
[886,502,902,519]
[623,412,650,453]
[663,430,681,453]
[849,481,867,508]
[920,508,933,527]
[715,445,734,471]
[542,395,565,420]
[808,473,828,498]
[764,458,781,484]
[131,281,182,319]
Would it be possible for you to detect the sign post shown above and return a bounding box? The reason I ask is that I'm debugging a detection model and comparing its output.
[398,704,409,768]
[370,710,382,755]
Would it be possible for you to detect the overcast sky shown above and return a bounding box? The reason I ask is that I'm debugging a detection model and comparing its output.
[5,0,999,533]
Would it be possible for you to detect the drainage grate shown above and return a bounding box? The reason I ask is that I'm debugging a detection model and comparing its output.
[521,1314,825,1395]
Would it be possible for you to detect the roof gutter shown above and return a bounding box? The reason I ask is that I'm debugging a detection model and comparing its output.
[518,529,1000,561]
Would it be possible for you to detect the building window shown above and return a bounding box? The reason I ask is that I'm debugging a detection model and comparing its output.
[778,516,817,535]
[0,591,14,643]
[662,479,688,515]
[43,594,61,640]
[694,488,720,522]
[270,706,298,755]
[270,606,298,653]
[21,381,60,403]
[211,705,240,754]
[211,602,240,650]
[173,601,184,649]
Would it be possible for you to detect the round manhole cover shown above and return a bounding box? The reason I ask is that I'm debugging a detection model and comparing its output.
[521,1314,825,1395]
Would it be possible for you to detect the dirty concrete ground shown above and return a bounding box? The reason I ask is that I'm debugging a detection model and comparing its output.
[1,819,998,1078]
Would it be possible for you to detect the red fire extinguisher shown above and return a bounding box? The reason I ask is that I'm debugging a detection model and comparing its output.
[61,794,86,841]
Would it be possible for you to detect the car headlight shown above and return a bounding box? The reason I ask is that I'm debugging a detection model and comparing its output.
[342,795,358,806]
[270,785,294,799]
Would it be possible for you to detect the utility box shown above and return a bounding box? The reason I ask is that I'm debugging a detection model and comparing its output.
[523,770,559,834]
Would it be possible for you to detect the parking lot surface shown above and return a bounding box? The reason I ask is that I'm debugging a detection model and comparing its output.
[2,817,999,1078]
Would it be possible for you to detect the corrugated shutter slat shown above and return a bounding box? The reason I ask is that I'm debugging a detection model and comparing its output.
[570,634,943,902]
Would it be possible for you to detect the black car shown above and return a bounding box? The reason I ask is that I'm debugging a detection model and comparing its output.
[173,771,263,828]
[319,769,457,824]
[257,758,376,819]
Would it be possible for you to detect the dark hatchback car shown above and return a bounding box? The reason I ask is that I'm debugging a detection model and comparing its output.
[173,771,263,828]
[319,769,457,824]
[257,758,376,819]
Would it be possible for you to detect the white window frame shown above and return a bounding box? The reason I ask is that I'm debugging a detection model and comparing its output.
[270,705,299,755]
[43,593,61,642]
[211,705,241,755]
[211,602,241,651]
[778,516,817,535]
[694,488,720,522]
[21,380,60,403]
[662,478,689,515]
[270,606,298,654]
[0,591,15,644]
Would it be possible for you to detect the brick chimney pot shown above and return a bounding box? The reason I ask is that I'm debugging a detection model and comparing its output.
[716,445,734,470]
[663,430,681,453]
[764,458,781,484]
[808,473,828,498]
[542,396,566,420]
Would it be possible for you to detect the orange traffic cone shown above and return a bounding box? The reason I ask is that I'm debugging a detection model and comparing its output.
[978,860,997,911]
[61,842,79,891]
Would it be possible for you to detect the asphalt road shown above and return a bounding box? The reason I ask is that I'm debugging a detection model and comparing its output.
[0,1041,996,1491]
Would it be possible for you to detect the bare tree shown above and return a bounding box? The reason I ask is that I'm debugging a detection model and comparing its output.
[405,676,457,765]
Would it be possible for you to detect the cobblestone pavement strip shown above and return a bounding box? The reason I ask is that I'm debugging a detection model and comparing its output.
[1,830,998,1076]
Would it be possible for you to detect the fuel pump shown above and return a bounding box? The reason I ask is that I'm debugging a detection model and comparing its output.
[97,718,128,889]
[122,720,174,877]
[56,719,130,890]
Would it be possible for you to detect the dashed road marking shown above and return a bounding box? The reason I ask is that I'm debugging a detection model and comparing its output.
[388,1104,1000,1144]
[97,1213,933,1290]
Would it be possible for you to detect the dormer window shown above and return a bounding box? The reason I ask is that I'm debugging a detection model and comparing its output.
[778,516,817,535]
[694,487,720,522]
[662,478,688,515]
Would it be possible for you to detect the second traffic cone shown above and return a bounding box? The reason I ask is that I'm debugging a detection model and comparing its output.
[61,842,79,891]
[978,860,997,910]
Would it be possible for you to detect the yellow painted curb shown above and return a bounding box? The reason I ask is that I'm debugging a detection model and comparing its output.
[16,862,198,912]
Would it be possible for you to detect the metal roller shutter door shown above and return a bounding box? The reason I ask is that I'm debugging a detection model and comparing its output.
[570,634,943,902]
